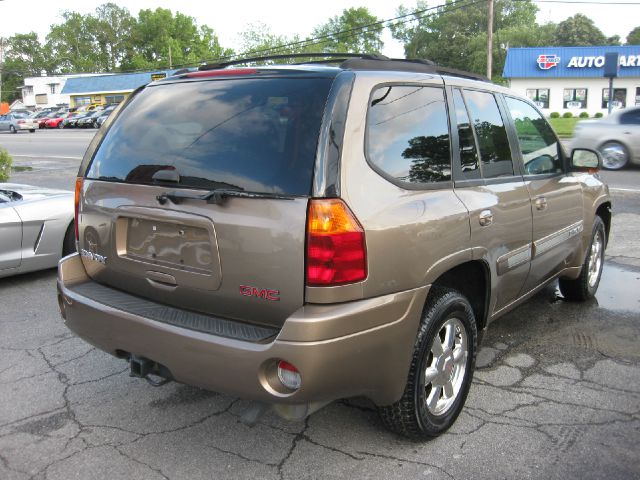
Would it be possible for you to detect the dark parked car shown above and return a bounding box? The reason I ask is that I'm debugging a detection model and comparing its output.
[63,112,91,128]
[58,55,611,440]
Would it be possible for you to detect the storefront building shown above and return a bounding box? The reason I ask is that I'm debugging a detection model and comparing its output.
[61,70,174,108]
[503,45,640,116]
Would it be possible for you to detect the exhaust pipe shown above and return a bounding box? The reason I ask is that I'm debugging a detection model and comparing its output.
[129,354,173,387]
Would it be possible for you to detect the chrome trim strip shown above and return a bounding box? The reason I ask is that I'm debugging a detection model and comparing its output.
[497,243,532,276]
[533,221,583,258]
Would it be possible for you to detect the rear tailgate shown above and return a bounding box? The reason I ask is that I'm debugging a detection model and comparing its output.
[77,73,337,328]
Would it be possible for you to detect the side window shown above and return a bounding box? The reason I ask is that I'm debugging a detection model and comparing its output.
[452,89,480,179]
[462,90,514,178]
[505,97,562,175]
[620,108,640,125]
[367,85,451,185]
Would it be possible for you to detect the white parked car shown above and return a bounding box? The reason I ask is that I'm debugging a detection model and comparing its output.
[0,184,75,278]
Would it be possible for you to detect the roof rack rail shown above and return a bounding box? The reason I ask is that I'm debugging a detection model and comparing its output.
[196,52,490,83]
[198,53,387,71]
[339,57,490,82]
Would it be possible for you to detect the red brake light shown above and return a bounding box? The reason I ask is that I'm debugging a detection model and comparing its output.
[306,199,367,286]
[74,177,83,241]
[17,120,25,124]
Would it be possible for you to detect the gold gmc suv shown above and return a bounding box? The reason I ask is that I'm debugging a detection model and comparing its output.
[57,54,611,439]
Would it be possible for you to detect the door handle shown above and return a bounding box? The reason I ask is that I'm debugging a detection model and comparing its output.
[478,210,493,227]
[535,197,548,211]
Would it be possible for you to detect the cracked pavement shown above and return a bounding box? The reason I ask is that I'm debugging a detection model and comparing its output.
[1,144,639,478]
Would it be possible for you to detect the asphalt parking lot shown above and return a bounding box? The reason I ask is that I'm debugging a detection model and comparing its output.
[1,130,639,479]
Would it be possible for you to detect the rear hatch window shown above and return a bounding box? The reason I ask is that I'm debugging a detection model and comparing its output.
[86,76,335,195]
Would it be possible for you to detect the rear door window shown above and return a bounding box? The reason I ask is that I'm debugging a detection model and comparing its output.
[462,90,514,178]
[366,85,451,186]
[86,77,335,196]
[504,96,562,175]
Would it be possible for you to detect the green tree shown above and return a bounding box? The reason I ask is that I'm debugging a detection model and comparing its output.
[311,7,384,53]
[626,26,640,45]
[554,14,610,46]
[46,11,102,72]
[1,33,55,103]
[92,3,136,72]
[124,8,231,70]
[237,22,313,61]
[391,0,540,79]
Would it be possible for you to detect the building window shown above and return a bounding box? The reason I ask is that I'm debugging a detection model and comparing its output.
[563,88,587,109]
[75,96,91,106]
[602,88,627,109]
[22,86,34,96]
[49,84,58,94]
[526,89,549,109]
[105,95,125,104]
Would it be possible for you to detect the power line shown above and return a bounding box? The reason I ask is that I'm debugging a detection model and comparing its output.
[528,0,640,4]
[1,0,487,77]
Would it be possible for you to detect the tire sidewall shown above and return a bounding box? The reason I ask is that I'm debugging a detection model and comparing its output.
[584,217,606,297]
[413,292,477,434]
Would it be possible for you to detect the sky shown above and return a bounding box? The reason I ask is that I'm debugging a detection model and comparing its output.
[1,0,639,59]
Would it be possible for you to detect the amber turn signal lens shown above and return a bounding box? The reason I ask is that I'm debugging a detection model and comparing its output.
[306,199,367,286]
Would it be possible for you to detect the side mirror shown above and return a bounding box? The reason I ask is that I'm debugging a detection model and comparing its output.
[571,148,601,172]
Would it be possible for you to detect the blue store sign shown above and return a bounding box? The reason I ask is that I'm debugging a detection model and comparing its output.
[504,46,640,78]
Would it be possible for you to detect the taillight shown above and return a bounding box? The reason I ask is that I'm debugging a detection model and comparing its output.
[306,199,367,286]
[17,120,25,124]
[74,177,83,241]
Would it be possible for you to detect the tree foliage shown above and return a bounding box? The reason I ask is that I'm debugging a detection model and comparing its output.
[311,7,384,53]
[626,26,640,45]
[554,14,616,46]
[391,0,541,79]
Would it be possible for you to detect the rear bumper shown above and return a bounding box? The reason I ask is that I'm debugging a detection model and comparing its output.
[58,254,428,406]
[17,123,35,130]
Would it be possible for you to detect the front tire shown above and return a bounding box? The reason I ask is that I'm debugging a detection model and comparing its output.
[599,141,628,170]
[378,287,477,439]
[559,216,606,301]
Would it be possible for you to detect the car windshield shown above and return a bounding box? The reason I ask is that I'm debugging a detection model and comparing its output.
[86,76,335,196]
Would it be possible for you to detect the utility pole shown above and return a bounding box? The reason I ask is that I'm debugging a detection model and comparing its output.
[0,37,5,104]
[486,0,494,80]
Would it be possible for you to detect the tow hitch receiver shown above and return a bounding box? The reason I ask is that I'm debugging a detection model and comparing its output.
[129,354,173,387]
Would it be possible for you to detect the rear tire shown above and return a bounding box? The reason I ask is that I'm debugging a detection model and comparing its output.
[10,125,17,134]
[29,129,35,133]
[62,223,76,257]
[559,216,605,301]
[378,287,477,439]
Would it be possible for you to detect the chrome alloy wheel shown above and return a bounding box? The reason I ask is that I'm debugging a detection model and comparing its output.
[600,142,628,170]
[423,317,468,416]
[588,229,604,288]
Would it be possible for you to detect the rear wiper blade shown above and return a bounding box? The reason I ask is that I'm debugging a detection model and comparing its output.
[156,188,296,205]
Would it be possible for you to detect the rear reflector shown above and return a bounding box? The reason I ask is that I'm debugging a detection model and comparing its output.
[277,360,301,390]
[306,199,367,286]
[74,177,83,241]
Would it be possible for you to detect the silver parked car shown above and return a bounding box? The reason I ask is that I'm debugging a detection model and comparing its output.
[0,113,37,133]
[571,107,640,170]
[0,184,75,278]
